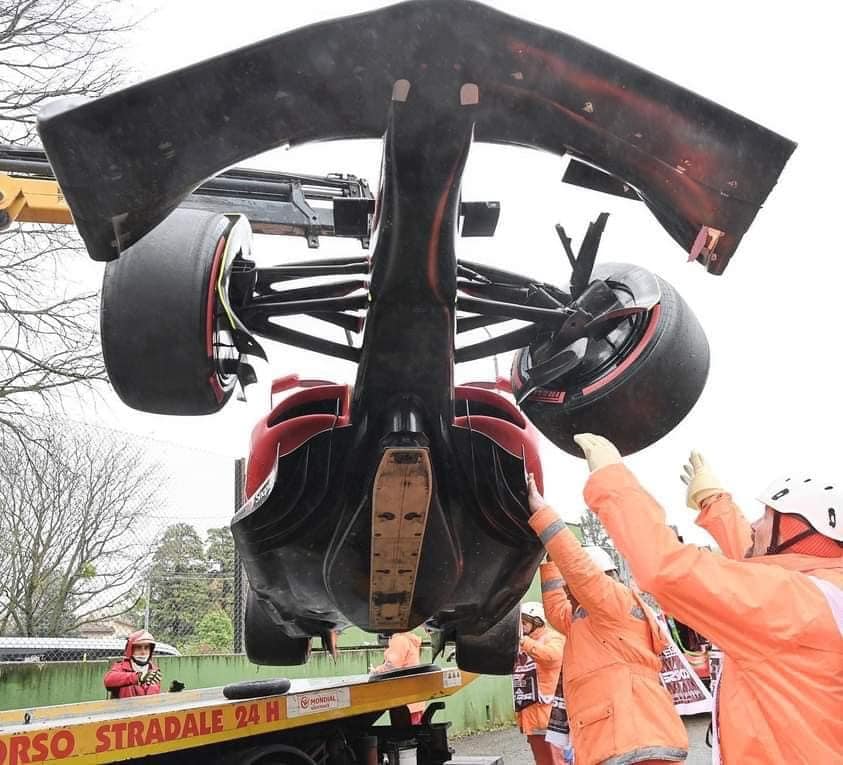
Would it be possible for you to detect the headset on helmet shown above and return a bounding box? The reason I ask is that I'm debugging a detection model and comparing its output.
[758,474,843,553]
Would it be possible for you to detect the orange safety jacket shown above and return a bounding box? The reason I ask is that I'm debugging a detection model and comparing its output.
[696,494,752,560]
[530,509,688,765]
[374,632,425,714]
[584,464,843,765]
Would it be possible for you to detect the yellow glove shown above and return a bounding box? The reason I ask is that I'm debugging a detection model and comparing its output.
[680,451,724,510]
[573,433,622,472]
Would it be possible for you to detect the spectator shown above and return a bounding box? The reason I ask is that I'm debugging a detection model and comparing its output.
[104,630,161,699]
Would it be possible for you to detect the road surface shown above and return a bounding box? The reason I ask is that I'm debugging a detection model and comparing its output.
[452,714,711,763]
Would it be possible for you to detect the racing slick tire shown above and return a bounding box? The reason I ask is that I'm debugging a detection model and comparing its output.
[454,603,520,675]
[512,273,709,456]
[100,208,239,415]
[223,677,292,700]
[245,590,312,666]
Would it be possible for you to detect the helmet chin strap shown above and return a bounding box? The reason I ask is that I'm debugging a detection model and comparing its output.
[767,511,819,555]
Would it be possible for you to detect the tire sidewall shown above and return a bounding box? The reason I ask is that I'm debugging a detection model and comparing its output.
[100,210,236,415]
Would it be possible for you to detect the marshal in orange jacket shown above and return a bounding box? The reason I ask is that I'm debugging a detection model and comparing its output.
[374,632,425,715]
[584,463,843,765]
[529,510,688,765]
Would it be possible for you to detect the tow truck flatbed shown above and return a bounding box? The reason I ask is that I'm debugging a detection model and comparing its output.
[0,667,476,764]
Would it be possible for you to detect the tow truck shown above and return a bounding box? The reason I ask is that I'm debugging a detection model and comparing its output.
[0,666,497,764]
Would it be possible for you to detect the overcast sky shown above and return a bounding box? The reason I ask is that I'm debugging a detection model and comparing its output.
[74,1,843,545]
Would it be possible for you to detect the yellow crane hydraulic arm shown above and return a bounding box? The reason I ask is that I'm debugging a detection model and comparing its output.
[0,143,74,230]
[0,172,73,229]
[0,142,377,246]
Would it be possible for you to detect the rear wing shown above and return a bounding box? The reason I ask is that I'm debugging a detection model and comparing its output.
[37,0,794,271]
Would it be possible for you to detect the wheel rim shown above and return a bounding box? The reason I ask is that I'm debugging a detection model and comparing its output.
[205,235,239,399]
[530,280,654,394]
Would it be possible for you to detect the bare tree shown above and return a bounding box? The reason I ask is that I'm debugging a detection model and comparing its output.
[579,510,630,581]
[579,511,612,550]
[0,226,105,438]
[0,0,134,439]
[0,421,165,636]
[1,0,130,146]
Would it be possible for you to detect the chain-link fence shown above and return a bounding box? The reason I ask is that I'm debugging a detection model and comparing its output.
[0,571,246,663]
[0,420,246,663]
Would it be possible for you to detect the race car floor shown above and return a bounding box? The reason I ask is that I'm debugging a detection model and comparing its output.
[451,714,711,764]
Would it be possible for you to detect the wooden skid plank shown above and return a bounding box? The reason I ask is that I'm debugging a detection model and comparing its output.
[369,448,432,630]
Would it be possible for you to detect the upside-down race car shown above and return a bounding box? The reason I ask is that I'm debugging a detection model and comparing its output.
[36,0,794,673]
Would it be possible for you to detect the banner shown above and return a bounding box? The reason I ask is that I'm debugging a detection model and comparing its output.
[655,613,712,715]
[512,651,540,712]
[708,646,723,764]
[545,673,570,749]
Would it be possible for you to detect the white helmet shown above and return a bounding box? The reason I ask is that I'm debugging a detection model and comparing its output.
[521,602,546,624]
[583,545,618,573]
[757,475,843,542]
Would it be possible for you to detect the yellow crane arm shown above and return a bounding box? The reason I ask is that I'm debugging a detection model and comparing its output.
[0,172,74,229]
